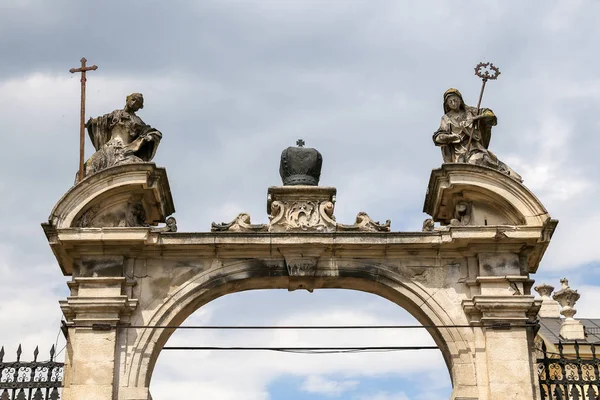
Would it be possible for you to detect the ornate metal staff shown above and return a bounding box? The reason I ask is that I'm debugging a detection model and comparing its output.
[70,57,98,182]
[464,62,501,157]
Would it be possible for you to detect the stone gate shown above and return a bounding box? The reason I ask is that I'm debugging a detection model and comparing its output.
[43,146,556,399]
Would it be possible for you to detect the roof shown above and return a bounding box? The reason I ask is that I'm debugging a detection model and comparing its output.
[539,317,600,343]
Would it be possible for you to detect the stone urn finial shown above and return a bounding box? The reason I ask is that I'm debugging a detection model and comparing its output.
[552,278,581,321]
[534,283,555,299]
[279,139,323,186]
[535,283,561,318]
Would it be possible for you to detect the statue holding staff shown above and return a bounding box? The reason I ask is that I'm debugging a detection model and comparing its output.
[433,63,522,182]
[84,93,162,176]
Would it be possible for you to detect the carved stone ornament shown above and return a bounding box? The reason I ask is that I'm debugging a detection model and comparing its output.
[552,278,581,320]
[534,283,555,299]
[76,194,148,228]
[449,201,472,226]
[211,213,267,232]
[337,212,391,232]
[152,216,178,233]
[286,257,318,277]
[212,186,392,233]
[422,218,435,232]
[269,199,336,232]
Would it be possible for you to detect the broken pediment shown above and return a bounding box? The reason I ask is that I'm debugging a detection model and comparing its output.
[46,163,175,230]
[423,164,550,228]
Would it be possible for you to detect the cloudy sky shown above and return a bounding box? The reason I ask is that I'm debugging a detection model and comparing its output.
[1,0,600,399]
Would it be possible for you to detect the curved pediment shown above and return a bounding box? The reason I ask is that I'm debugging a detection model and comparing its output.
[47,163,174,230]
[423,164,550,227]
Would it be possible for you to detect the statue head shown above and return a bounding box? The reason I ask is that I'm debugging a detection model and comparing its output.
[125,93,144,111]
[443,88,465,114]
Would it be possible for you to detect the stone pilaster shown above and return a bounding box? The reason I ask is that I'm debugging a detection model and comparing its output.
[60,277,138,400]
[463,295,540,400]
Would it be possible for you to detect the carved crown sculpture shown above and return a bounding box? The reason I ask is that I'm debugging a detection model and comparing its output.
[279,139,323,186]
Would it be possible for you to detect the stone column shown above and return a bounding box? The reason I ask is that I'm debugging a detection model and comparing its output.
[60,277,138,400]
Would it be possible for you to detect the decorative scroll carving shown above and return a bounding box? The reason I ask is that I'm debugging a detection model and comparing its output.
[338,212,391,232]
[211,213,267,232]
[269,200,336,232]
[286,258,317,277]
[152,216,178,233]
[422,218,435,232]
[212,187,391,233]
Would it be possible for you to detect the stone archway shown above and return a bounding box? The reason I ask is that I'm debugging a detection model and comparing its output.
[44,162,556,400]
[121,263,476,398]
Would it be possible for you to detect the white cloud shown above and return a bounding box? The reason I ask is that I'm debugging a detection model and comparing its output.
[2,1,600,399]
[300,375,359,397]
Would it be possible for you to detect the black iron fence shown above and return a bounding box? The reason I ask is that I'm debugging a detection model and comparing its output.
[538,341,600,400]
[0,345,63,400]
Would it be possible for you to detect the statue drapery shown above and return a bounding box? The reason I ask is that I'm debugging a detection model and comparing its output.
[84,93,161,177]
[433,88,521,182]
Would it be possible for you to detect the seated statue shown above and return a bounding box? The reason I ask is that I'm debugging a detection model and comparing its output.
[84,93,162,177]
[433,88,521,182]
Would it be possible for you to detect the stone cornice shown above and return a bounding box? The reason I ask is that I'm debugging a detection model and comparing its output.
[45,224,553,275]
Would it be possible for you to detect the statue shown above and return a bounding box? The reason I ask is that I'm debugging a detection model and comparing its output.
[433,88,522,182]
[84,93,162,176]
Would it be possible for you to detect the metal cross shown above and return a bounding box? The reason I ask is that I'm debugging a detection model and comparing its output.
[464,62,500,158]
[70,57,98,182]
[296,139,305,147]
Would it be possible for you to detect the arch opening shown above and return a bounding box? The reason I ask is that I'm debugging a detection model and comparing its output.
[148,289,453,400]
[120,261,477,399]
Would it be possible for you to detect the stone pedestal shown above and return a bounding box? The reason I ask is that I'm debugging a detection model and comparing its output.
[534,283,561,318]
[60,278,138,400]
[267,186,337,232]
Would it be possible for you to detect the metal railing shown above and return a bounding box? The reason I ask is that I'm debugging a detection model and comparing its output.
[538,341,600,400]
[0,345,63,400]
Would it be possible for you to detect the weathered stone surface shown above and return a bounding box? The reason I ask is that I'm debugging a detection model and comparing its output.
[44,163,557,400]
[534,283,561,318]
[211,213,267,232]
[553,278,585,340]
[213,186,391,233]
[267,186,337,232]
[432,88,521,181]
[84,93,162,178]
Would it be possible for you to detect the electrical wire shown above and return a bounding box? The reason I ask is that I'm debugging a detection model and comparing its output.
[114,323,537,330]
[162,345,439,353]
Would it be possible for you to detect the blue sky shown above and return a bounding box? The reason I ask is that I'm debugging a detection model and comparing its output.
[1,0,600,399]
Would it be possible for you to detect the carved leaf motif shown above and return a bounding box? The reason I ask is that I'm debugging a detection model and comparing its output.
[211,213,266,232]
